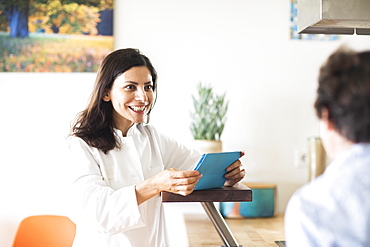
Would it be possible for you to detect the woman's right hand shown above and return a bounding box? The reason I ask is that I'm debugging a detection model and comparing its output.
[135,168,202,205]
[151,168,202,196]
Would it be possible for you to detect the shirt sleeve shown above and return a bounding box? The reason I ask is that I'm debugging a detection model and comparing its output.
[66,137,145,235]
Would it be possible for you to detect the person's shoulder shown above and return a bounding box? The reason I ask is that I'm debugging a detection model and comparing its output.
[323,144,370,191]
[67,135,85,144]
[66,135,92,150]
[288,173,335,213]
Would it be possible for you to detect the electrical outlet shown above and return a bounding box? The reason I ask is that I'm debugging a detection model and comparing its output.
[294,148,308,168]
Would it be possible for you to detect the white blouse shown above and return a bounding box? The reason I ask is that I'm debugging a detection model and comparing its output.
[66,124,201,247]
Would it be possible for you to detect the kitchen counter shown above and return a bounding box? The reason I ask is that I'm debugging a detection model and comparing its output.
[185,213,285,247]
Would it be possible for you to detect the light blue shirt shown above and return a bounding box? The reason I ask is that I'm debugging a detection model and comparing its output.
[285,143,370,247]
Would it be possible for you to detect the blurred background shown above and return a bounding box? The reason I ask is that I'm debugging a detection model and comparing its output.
[1,0,370,246]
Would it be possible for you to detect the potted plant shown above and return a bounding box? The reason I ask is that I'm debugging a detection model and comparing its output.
[190,82,229,153]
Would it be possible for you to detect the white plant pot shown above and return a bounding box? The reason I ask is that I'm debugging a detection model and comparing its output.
[193,140,222,154]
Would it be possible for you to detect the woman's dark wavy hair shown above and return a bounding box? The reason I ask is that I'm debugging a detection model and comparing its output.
[315,46,370,143]
[70,48,157,153]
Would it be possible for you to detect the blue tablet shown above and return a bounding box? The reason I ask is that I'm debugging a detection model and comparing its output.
[193,151,241,190]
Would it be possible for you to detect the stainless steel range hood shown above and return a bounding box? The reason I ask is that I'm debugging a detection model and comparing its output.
[298,0,370,35]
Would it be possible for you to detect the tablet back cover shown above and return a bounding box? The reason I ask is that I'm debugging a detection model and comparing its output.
[193,151,241,190]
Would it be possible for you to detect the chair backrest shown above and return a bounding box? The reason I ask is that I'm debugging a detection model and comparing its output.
[13,215,76,247]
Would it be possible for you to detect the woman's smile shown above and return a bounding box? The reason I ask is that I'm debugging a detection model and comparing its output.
[129,105,147,113]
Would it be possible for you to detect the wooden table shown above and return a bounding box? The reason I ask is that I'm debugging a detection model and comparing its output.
[162,183,252,247]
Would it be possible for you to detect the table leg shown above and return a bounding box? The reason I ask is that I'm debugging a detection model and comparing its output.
[201,202,243,247]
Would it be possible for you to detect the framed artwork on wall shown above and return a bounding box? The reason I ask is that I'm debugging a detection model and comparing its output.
[0,0,114,72]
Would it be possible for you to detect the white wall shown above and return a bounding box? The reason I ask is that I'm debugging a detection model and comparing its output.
[1,0,370,246]
[116,0,370,211]
[0,73,95,247]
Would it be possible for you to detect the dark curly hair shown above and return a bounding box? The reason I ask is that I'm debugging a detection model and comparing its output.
[70,48,157,153]
[314,46,370,143]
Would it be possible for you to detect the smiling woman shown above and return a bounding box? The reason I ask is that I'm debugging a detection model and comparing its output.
[71,49,158,153]
[66,48,247,247]
[102,66,155,135]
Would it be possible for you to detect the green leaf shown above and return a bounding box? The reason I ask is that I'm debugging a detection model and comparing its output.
[189,82,229,141]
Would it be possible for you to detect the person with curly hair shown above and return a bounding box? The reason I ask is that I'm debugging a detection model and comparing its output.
[285,47,370,246]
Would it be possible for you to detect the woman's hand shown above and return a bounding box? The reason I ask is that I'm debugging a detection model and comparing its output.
[223,151,246,187]
[151,168,202,196]
[136,169,201,204]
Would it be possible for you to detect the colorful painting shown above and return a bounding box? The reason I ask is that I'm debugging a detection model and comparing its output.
[0,0,113,72]
[290,0,338,41]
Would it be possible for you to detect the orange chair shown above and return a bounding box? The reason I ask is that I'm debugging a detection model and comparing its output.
[13,215,76,247]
